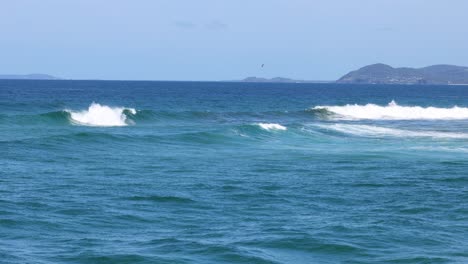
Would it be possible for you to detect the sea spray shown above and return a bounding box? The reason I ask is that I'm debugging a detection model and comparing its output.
[67,103,136,127]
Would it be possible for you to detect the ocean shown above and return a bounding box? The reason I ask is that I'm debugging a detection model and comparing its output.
[1,80,468,263]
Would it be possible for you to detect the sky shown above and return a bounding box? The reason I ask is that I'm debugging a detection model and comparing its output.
[1,0,468,81]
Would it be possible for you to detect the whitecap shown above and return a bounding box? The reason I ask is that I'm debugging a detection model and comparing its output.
[67,103,136,127]
[313,101,468,120]
[257,123,287,131]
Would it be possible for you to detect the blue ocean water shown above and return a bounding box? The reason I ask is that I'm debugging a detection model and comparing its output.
[2,80,468,263]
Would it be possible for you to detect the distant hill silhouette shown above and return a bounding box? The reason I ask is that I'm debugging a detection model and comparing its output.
[239,77,330,83]
[337,63,468,85]
[0,74,59,80]
[241,77,298,83]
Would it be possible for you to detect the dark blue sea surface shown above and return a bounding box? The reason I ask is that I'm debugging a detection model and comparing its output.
[2,80,468,263]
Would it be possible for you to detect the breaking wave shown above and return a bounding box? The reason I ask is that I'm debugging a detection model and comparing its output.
[317,124,468,139]
[313,100,468,120]
[66,103,136,127]
[257,123,287,131]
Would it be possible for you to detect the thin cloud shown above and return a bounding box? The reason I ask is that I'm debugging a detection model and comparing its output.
[205,20,228,30]
[174,21,197,29]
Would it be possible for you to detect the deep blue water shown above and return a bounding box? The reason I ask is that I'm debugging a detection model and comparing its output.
[2,80,468,263]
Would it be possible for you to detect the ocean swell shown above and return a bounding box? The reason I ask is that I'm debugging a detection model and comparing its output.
[313,100,468,120]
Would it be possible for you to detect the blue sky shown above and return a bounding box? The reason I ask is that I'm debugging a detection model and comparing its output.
[1,0,467,80]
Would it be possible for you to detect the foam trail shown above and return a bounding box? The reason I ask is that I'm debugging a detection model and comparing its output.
[313,100,468,120]
[67,103,136,127]
[318,124,468,139]
[257,123,287,131]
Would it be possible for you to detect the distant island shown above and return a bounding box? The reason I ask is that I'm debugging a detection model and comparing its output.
[337,63,468,85]
[238,77,330,83]
[238,64,468,85]
[0,74,59,80]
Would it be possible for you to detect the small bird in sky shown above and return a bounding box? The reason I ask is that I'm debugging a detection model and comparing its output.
[261,64,264,68]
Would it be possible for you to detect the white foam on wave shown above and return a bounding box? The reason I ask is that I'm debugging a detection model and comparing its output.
[257,123,287,131]
[67,103,136,127]
[318,124,468,139]
[313,100,468,120]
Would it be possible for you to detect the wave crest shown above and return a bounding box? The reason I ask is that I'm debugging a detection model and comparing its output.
[257,123,287,131]
[67,103,136,127]
[313,100,468,120]
[317,124,468,139]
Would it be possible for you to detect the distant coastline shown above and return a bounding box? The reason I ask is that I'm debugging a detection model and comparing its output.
[235,63,468,85]
[3,63,468,85]
[0,74,59,80]
[234,77,331,84]
[337,63,468,85]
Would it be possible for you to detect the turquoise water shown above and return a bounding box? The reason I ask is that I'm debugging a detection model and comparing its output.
[2,80,468,263]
